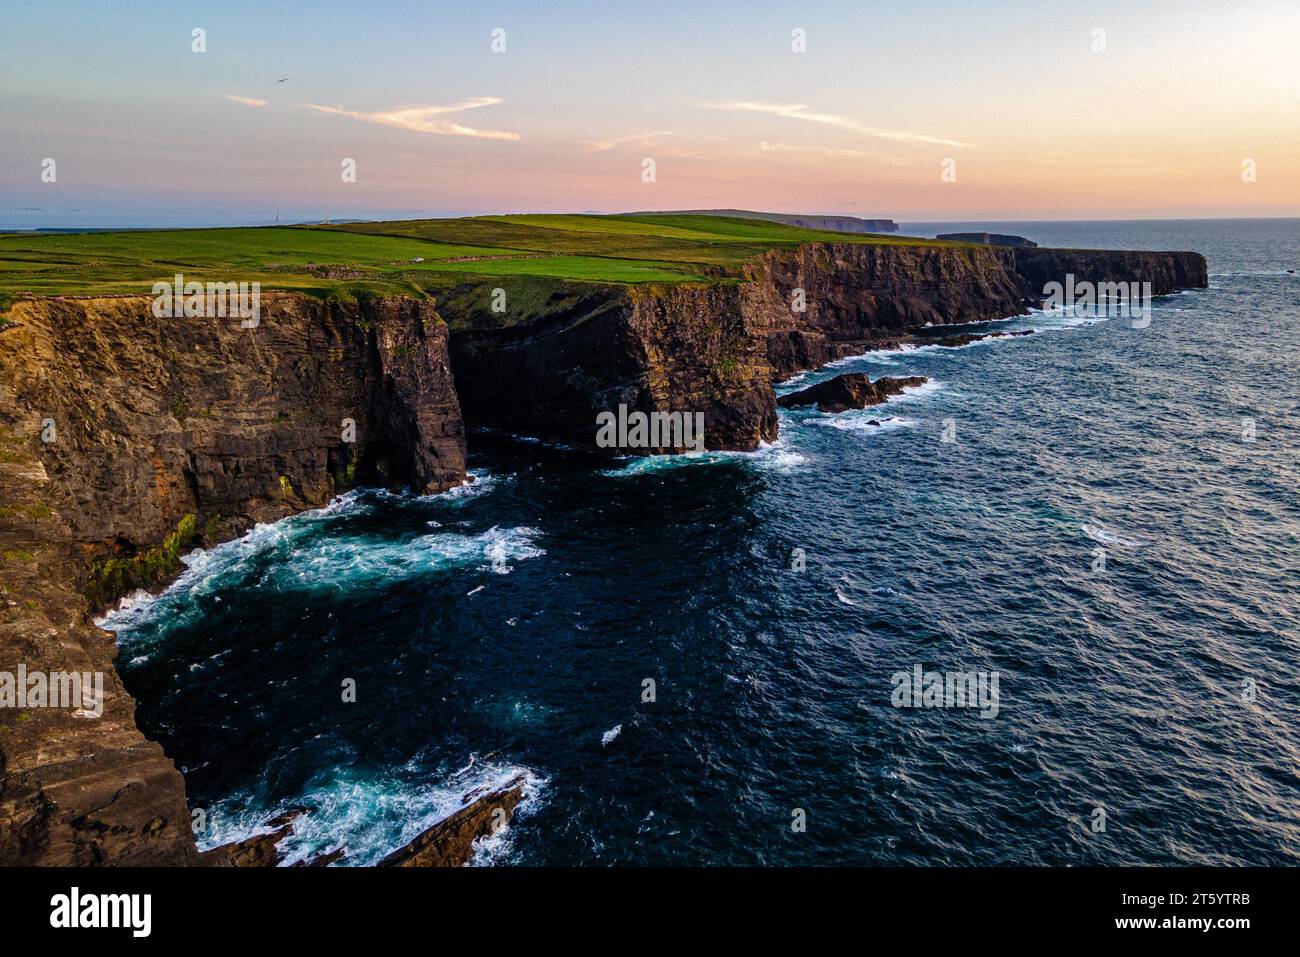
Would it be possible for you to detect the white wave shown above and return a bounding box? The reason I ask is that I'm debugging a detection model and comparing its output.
[483,525,545,574]
[477,428,579,452]
[1208,270,1296,278]
[804,413,916,434]
[98,499,541,638]
[765,446,810,471]
[885,378,944,402]
[601,724,622,746]
[199,762,546,868]
[1081,523,1146,548]
[1032,305,1104,328]
[599,439,805,477]
[820,342,923,367]
[419,469,505,503]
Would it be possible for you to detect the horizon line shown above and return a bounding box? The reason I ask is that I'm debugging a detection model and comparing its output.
[2,213,1297,233]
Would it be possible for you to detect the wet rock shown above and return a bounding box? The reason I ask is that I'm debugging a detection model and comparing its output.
[206,824,294,867]
[379,775,528,867]
[925,328,1034,348]
[294,847,346,867]
[199,809,307,867]
[777,373,927,413]
[265,806,312,829]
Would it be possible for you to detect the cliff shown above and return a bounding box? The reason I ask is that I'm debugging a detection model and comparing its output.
[999,246,1208,300]
[750,242,1209,379]
[447,281,777,452]
[0,235,1207,867]
[751,243,1028,378]
[0,292,465,865]
[451,238,1210,451]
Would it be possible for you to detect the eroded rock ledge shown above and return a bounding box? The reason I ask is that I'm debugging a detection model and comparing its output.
[778,374,928,414]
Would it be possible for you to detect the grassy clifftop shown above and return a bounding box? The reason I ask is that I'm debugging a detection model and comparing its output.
[0,212,940,303]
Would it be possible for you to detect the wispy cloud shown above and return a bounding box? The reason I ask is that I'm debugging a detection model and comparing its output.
[303,97,520,140]
[581,130,675,152]
[759,141,874,158]
[224,94,268,108]
[581,131,710,158]
[701,101,973,149]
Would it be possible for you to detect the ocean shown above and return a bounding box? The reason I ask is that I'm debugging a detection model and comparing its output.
[102,218,1300,866]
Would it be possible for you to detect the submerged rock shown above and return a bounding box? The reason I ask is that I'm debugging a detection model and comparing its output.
[206,824,294,867]
[201,807,345,867]
[925,328,1034,348]
[294,847,346,867]
[379,775,528,867]
[201,808,307,867]
[777,373,927,413]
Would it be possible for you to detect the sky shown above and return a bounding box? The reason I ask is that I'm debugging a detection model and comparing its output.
[1,0,1297,228]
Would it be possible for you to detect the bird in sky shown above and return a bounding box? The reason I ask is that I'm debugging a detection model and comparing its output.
[276,77,289,83]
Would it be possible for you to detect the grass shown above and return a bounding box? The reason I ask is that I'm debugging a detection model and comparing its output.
[85,513,198,608]
[0,213,952,301]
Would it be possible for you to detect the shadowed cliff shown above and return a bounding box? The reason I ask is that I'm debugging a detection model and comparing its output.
[0,293,464,865]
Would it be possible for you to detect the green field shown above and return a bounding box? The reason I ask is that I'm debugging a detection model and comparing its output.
[0,213,946,305]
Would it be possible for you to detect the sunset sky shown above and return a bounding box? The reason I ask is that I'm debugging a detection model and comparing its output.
[1,0,1296,227]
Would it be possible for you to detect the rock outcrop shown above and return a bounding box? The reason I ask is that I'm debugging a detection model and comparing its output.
[922,329,1035,348]
[778,374,928,413]
[192,776,528,868]
[0,293,466,866]
[199,808,345,867]
[378,775,527,867]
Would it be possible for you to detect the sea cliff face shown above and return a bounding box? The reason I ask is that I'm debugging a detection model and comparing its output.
[751,242,1209,379]
[0,293,464,865]
[999,246,1209,300]
[2,294,464,558]
[749,243,1028,378]
[448,282,778,452]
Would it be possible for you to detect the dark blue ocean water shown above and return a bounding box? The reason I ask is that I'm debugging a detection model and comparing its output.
[105,219,1300,866]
